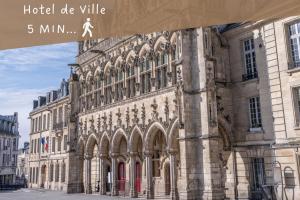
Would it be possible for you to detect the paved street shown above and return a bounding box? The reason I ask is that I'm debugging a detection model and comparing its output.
[0,189,142,200]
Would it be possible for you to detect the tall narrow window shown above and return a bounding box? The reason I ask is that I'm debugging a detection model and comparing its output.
[242,38,257,81]
[289,22,300,68]
[95,74,102,107]
[293,87,300,125]
[63,135,68,151]
[140,57,152,94]
[250,158,265,193]
[52,137,56,153]
[57,137,62,152]
[155,52,168,90]
[115,66,124,101]
[104,70,113,104]
[249,96,262,131]
[126,65,136,98]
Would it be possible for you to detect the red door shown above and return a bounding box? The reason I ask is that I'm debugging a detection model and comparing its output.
[118,162,125,192]
[135,162,141,193]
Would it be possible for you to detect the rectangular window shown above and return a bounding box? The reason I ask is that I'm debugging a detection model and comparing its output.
[250,158,265,192]
[43,115,46,131]
[293,87,300,126]
[242,38,258,81]
[58,137,61,152]
[52,137,56,153]
[249,96,262,130]
[47,113,50,130]
[63,135,68,151]
[288,22,300,68]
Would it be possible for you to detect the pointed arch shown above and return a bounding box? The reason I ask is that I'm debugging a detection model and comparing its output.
[103,61,112,75]
[111,128,128,153]
[99,132,110,155]
[153,35,167,52]
[125,50,136,63]
[144,122,167,152]
[129,125,143,153]
[138,43,151,57]
[167,119,179,151]
[85,133,99,157]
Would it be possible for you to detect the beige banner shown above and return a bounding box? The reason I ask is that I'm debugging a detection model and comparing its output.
[1,0,300,50]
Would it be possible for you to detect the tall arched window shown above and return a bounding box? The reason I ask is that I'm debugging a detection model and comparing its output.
[155,51,168,90]
[126,65,136,98]
[94,73,102,108]
[104,70,113,104]
[140,57,152,94]
[115,65,124,102]
[86,77,93,110]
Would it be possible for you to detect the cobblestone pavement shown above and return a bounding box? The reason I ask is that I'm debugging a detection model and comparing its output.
[0,189,143,200]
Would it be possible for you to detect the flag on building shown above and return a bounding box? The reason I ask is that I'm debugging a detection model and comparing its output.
[41,137,48,152]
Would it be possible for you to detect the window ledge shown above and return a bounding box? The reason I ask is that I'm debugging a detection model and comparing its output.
[241,78,259,85]
[287,67,300,75]
[293,125,300,130]
[247,127,264,134]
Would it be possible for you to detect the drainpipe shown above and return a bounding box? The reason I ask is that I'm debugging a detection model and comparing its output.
[233,147,238,200]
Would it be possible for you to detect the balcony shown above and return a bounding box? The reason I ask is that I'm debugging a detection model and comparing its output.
[242,71,258,81]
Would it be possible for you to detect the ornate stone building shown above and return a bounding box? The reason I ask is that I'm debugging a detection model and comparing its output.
[0,112,19,187]
[29,16,300,199]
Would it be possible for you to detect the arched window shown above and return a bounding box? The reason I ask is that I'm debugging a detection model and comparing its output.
[140,57,152,94]
[94,73,102,108]
[104,70,113,104]
[126,65,136,98]
[115,65,124,102]
[155,51,168,90]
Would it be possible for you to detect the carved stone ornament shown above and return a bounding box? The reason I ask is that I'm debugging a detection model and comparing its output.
[132,104,139,125]
[151,99,159,121]
[102,112,107,131]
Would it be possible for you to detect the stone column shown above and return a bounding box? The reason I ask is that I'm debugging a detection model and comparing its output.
[145,152,154,199]
[130,153,138,198]
[84,155,92,194]
[169,152,179,200]
[99,154,106,195]
[111,155,118,196]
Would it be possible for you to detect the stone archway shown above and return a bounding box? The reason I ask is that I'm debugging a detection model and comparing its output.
[144,123,168,199]
[111,130,128,196]
[99,134,111,195]
[84,134,99,194]
[129,127,143,197]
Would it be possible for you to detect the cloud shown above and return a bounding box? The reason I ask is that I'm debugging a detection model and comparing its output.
[0,87,53,146]
[0,43,77,72]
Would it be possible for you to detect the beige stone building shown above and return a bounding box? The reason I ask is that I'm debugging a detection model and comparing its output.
[28,80,69,190]
[0,112,19,187]
[28,16,300,199]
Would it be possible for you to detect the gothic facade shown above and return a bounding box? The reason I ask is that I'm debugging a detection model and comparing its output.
[29,16,300,200]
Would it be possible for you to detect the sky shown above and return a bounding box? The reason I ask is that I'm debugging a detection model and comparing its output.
[0,42,77,147]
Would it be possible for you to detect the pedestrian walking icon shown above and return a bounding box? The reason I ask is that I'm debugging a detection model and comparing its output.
[82,18,94,38]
